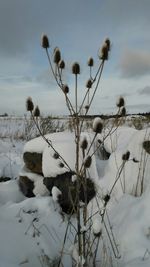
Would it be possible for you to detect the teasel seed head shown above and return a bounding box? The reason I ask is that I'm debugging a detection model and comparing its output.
[53,48,61,64]
[122,151,130,161]
[41,34,49,49]
[104,38,111,51]
[99,43,109,60]
[53,152,59,159]
[84,155,92,168]
[58,161,64,168]
[103,194,110,206]
[33,105,40,117]
[80,136,88,150]
[87,57,94,67]
[86,79,92,89]
[93,117,103,134]
[59,60,65,69]
[62,84,69,94]
[72,62,80,75]
[116,96,125,108]
[26,97,34,112]
[85,105,89,111]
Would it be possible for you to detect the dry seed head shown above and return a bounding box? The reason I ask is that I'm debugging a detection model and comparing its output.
[80,136,88,150]
[53,48,61,64]
[104,38,111,51]
[87,57,94,67]
[53,152,59,159]
[85,105,89,111]
[122,151,130,161]
[103,194,110,206]
[93,117,103,134]
[99,43,109,60]
[59,60,65,69]
[41,34,49,49]
[58,161,64,168]
[116,96,125,108]
[84,155,92,168]
[33,106,40,117]
[86,79,92,89]
[62,84,69,94]
[26,97,34,112]
[72,62,80,75]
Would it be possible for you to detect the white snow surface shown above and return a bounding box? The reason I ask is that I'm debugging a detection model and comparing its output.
[0,125,150,266]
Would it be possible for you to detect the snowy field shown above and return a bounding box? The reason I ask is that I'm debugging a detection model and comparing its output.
[0,116,150,267]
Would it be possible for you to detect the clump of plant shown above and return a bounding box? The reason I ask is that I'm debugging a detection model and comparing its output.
[25,35,126,266]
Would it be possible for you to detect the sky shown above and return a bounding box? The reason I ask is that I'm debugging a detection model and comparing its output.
[0,0,150,116]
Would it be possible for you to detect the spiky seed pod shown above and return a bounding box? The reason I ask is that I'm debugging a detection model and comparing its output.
[122,151,130,161]
[116,97,125,108]
[84,155,92,168]
[86,79,92,89]
[58,162,64,168]
[59,60,65,69]
[53,152,59,159]
[99,43,109,60]
[93,117,103,134]
[72,62,80,75]
[87,57,94,67]
[26,97,34,112]
[62,84,69,94]
[120,107,126,116]
[85,105,89,111]
[53,48,61,64]
[33,106,40,117]
[41,34,49,49]
[80,136,88,150]
[103,194,110,206]
[104,38,111,51]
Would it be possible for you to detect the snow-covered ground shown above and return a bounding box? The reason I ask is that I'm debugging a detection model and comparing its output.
[0,117,150,267]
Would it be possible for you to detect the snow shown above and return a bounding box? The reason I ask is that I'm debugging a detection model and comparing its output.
[0,117,150,267]
[52,186,62,202]
[92,216,102,235]
[20,167,49,196]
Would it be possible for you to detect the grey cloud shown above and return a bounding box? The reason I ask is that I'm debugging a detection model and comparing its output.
[119,49,150,78]
[139,86,150,95]
[0,0,150,57]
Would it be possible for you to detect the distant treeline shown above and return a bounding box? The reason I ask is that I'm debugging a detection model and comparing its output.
[70,112,150,120]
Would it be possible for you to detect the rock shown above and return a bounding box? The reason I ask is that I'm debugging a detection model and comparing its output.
[23,152,42,174]
[0,177,11,182]
[18,176,35,197]
[43,172,96,214]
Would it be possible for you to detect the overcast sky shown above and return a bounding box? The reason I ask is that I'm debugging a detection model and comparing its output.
[0,0,150,116]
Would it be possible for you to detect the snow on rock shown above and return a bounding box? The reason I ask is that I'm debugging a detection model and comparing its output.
[19,167,49,197]
[42,132,99,181]
[52,186,62,202]
[23,135,47,153]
